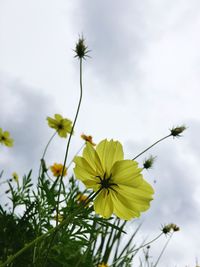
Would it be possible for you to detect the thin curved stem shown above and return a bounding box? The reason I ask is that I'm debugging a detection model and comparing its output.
[110,233,163,267]
[132,134,171,160]
[38,131,57,177]
[56,58,83,226]
[66,143,85,169]
[153,233,173,267]
[42,58,84,265]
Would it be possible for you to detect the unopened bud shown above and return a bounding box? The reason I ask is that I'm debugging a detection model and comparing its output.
[170,125,186,137]
[74,36,90,59]
[143,155,156,169]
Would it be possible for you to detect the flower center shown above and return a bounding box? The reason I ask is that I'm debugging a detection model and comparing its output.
[57,122,64,130]
[96,173,117,191]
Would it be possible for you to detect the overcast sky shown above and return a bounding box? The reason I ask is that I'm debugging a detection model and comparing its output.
[1,1,200,266]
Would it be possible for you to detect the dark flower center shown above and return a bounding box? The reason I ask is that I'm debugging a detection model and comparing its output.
[57,122,64,130]
[96,173,117,192]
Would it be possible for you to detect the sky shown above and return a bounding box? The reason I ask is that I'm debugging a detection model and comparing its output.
[1,0,200,266]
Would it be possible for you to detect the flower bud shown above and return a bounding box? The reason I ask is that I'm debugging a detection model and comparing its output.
[170,125,186,137]
[143,155,156,169]
[74,36,90,59]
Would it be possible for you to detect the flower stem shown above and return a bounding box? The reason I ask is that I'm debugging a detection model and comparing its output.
[110,233,163,267]
[66,143,85,169]
[56,57,83,225]
[132,134,172,160]
[38,131,57,177]
[153,233,173,267]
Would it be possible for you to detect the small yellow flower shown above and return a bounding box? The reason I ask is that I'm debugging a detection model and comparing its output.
[47,114,72,138]
[76,193,89,204]
[81,133,96,146]
[74,139,154,220]
[50,163,67,177]
[98,263,109,267]
[0,128,14,147]
[12,172,19,183]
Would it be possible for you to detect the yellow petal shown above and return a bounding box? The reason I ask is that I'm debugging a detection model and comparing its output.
[3,131,10,138]
[96,139,124,176]
[94,189,113,218]
[83,143,104,176]
[47,117,56,127]
[54,114,63,120]
[115,180,154,212]
[111,160,143,187]
[111,192,139,220]
[73,156,100,190]
[4,139,14,147]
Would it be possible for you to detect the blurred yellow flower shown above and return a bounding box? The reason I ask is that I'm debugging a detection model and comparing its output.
[50,163,67,177]
[12,172,19,183]
[98,263,109,267]
[0,128,14,147]
[81,133,96,146]
[47,114,72,138]
[74,139,154,220]
[76,193,89,204]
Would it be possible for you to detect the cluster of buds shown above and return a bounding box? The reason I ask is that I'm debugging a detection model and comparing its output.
[161,223,180,234]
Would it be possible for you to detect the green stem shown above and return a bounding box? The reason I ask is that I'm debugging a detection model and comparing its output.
[66,143,85,169]
[38,131,57,177]
[132,134,172,160]
[56,57,83,225]
[153,233,173,267]
[43,58,84,265]
[110,233,163,267]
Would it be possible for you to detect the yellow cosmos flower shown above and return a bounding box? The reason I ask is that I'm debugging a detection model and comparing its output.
[0,128,14,147]
[47,114,72,138]
[74,139,154,220]
[50,163,67,177]
[81,133,96,146]
[98,263,109,267]
[76,193,90,207]
[12,172,19,183]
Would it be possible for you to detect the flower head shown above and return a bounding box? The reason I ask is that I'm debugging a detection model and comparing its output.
[50,163,67,177]
[0,128,14,147]
[98,263,109,267]
[143,155,156,169]
[161,223,180,235]
[12,172,19,183]
[170,125,186,137]
[47,114,72,138]
[81,133,96,146]
[74,36,90,59]
[76,193,89,204]
[74,139,154,220]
